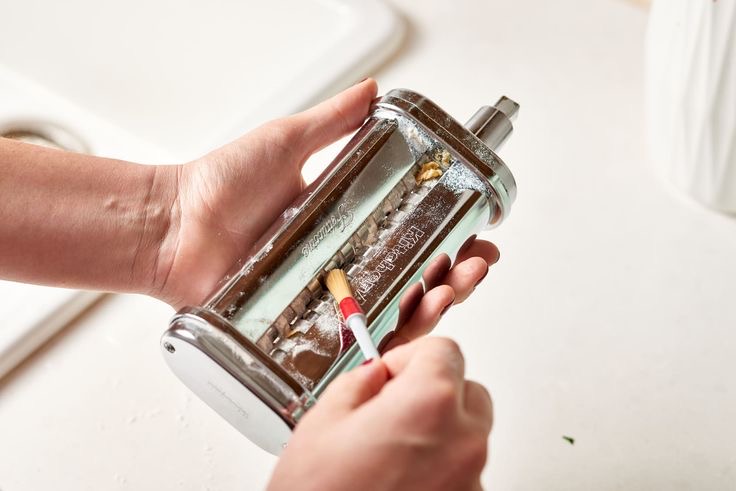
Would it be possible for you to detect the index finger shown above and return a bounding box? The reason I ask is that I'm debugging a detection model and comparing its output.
[381,337,466,388]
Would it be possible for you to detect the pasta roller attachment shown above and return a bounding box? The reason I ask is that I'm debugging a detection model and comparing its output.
[161,89,519,454]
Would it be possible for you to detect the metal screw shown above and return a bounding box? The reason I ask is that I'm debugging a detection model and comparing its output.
[164,342,176,353]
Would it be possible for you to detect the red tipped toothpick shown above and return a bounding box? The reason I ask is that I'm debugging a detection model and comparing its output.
[325,269,380,361]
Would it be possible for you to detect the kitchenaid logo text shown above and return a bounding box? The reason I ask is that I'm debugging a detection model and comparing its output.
[207,380,249,420]
[354,225,425,302]
[301,203,354,257]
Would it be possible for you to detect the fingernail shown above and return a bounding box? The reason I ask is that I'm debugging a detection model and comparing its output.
[458,234,477,256]
[474,267,489,287]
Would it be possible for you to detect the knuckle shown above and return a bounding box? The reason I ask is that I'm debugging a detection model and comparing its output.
[417,381,459,424]
[465,381,494,433]
[262,119,298,147]
[429,381,458,408]
[423,336,463,358]
[462,434,489,471]
[422,338,465,377]
[469,381,493,408]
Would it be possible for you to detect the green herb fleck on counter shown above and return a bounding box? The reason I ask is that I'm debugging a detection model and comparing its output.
[562,435,575,445]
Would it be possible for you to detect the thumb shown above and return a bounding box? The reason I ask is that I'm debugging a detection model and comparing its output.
[311,359,389,417]
[288,78,378,159]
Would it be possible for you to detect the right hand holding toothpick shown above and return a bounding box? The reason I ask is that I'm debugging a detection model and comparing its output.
[268,337,492,491]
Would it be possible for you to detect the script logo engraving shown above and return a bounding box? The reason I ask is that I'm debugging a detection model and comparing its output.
[301,203,354,257]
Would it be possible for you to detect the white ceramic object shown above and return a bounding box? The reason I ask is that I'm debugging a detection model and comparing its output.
[646,0,736,213]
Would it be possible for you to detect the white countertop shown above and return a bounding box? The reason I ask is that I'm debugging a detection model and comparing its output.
[3,1,736,490]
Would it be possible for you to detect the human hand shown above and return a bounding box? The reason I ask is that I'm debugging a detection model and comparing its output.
[267,337,493,491]
[152,80,499,324]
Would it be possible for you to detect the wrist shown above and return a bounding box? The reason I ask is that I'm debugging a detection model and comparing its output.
[132,163,182,300]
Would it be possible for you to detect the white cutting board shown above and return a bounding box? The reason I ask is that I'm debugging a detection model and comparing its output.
[0,0,402,378]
